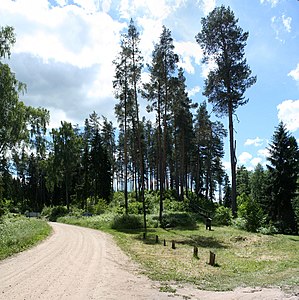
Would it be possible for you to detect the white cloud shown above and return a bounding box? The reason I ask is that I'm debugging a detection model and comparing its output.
[137,17,163,64]
[258,148,270,158]
[119,0,178,21]
[288,64,299,82]
[250,157,262,167]
[197,0,215,15]
[223,161,231,171]
[244,137,264,147]
[188,86,201,97]
[174,41,203,74]
[260,0,279,7]
[271,14,292,42]
[201,57,217,78]
[238,152,253,165]
[277,100,299,132]
[282,15,292,33]
[0,0,127,127]
[49,107,76,129]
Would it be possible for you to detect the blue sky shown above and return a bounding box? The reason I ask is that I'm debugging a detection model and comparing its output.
[1,0,298,172]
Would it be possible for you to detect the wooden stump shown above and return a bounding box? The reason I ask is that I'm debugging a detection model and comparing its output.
[209,251,216,266]
[172,240,176,249]
[193,246,198,258]
[155,235,159,243]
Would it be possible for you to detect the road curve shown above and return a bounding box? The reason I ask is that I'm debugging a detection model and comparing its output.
[0,222,296,300]
[0,222,171,300]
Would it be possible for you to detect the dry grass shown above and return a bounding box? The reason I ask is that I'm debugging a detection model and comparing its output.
[58,214,299,291]
[112,225,299,291]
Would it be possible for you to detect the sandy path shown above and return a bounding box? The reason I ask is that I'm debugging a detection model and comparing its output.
[0,222,297,300]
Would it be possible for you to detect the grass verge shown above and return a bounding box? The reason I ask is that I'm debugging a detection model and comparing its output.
[58,214,299,291]
[0,215,52,260]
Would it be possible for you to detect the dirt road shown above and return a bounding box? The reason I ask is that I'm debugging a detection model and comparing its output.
[0,222,297,300]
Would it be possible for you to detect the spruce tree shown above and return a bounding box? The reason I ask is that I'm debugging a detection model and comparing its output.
[266,122,299,234]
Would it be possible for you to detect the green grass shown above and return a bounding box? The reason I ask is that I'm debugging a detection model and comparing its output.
[58,214,299,291]
[0,215,52,260]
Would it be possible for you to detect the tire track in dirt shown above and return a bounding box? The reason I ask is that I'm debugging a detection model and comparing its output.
[0,222,296,300]
[0,223,171,300]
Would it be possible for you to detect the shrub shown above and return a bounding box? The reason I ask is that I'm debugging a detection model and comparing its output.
[160,212,197,229]
[111,214,144,230]
[257,222,278,235]
[42,206,68,222]
[232,217,247,230]
[94,198,108,215]
[163,199,186,212]
[237,193,264,232]
[128,201,143,214]
[214,206,232,225]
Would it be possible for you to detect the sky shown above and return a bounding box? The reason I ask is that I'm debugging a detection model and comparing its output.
[0,0,299,173]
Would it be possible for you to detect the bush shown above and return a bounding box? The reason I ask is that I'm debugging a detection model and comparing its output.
[160,212,197,229]
[94,198,108,215]
[214,206,232,225]
[237,193,264,232]
[163,199,186,212]
[41,206,68,222]
[232,217,247,230]
[128,201,143,214]
[111,214,144,230]
[257,222,278,235]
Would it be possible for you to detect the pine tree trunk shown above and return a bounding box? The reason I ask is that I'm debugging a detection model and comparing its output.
[228,102,237,217]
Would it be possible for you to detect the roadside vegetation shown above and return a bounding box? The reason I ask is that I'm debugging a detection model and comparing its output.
[55,191,299,291]
[0,215,51,260]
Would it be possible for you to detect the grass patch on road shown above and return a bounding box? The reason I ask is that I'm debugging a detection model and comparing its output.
[0,215,51,260]
[58,214,299,291]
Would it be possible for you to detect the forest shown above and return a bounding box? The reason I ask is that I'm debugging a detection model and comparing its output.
[0,6,298,235]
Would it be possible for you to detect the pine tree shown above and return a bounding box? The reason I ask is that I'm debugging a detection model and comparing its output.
[196,6,256,216]
[143,26,178,221]
[194,102,226,201]
[171,68,197,200]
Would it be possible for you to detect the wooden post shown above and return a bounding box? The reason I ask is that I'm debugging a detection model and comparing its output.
[143,232,146,240]
[155,235,159,243]
[193,246,198,258]
[164,239,166,246]
[209,251,216,266]
[206,217,212,230]
[172,240,176,249]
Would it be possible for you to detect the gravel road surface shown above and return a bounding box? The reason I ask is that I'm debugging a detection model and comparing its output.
[0,222,297,300]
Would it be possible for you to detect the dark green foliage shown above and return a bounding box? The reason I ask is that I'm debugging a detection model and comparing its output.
[193,102,226,201]
[236,165,251,196]
[186,193,215,215]
[250,163,267,210]
[223,174,232,208]
[41,206,68,222]
[266,123,299,234]
[160,212,197,229]
[111,214,143,230]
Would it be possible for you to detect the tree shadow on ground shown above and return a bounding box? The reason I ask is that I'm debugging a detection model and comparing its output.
[178,235,227,249]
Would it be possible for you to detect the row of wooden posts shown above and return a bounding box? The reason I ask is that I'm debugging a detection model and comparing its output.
[143,233,216,267]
